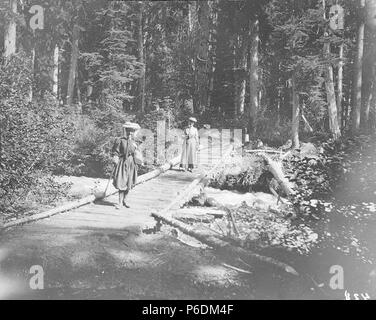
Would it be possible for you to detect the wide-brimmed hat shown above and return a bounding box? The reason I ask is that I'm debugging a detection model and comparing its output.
[188,117,197,123]
[123,122,141,131]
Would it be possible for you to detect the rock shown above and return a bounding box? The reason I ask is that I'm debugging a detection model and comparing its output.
[203,187,286,212]
[252,198,270,211]
[281,139,292,150]
[204,187,256,207]
[307,233,318,242]
[299,142,319,157]
[246,230,260,241]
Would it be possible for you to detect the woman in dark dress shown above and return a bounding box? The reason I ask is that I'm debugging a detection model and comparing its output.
[111,122,140,209]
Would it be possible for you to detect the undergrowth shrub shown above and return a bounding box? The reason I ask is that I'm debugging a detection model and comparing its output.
[0,53,74,216]
[283,136,370,217]
[54,115,115,178]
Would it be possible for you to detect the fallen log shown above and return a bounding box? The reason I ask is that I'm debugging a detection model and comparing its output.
[151,211,298,276]
[173,212,215,223]
[172,207,225,222]
[221,263,252,274]
[260,153,295,196]
[245,149,284,154]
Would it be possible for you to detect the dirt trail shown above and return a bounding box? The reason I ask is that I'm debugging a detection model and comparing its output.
[1,138,375,299]
[0,145,263,300]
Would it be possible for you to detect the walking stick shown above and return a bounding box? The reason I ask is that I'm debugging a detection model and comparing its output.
[94,166,116,200]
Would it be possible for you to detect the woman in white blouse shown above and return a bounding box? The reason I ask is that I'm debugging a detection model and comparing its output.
[180,117,199,172]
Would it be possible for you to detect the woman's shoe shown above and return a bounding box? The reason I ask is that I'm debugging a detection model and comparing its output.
[114,204,122,210]
[123,202,130,208]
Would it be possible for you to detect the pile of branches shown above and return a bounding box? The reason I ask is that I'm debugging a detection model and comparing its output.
[209,158,283,194]
[197,202,318,255]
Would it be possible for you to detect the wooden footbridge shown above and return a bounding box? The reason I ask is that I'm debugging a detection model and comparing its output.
[0,141,250,299]
[2,142,233,234]
[0,142,238,258]
[0,139,298,300]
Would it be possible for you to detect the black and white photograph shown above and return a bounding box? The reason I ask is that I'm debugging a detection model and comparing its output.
[0,0,376,305]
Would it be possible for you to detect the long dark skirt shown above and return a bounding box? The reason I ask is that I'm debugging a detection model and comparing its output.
[113,155,137,191]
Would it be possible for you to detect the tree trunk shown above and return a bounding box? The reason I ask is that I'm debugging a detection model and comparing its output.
[137,2,146,113]
[76,70,82,113]
[337,42,344,130]
[207,2,216,109]
[207,36,216,109]
[277,87,281,125]
[4,0,17,59]
[351,0,366,134]
[366,0,376,30]
[28,46,35,102]
[234,33,248,116]
[66,23,80,107]
[212,0,234,117]
[237,72,246,115]
[321,0,340,138]
[188,1,198,113]
[52,44,59,98]
[188,1,195,33]
[291,73,300,149]
[195,0,210,114]
[364,82,374,131]
[361,30,376,132]
[370,79,376,133]
[323,38,341,139]
[363,62,376,132]
[249,19,259,134]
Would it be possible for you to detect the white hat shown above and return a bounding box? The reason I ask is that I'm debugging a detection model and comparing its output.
[188,117,197,123]
[123,122,141,130]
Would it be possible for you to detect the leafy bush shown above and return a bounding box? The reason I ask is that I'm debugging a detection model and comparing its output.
[198,110,249,130]
[283,136,369,217]
[0,53,74,216]
[284,154,332,217]
[255,116,292,147]
[54,114,115,178]
[137,104,176,132]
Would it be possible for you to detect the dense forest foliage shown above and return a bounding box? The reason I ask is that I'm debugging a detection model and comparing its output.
[1,0,376,215]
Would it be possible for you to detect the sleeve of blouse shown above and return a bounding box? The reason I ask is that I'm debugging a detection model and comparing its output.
[182,128,188,139]
[128,139,136,155]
